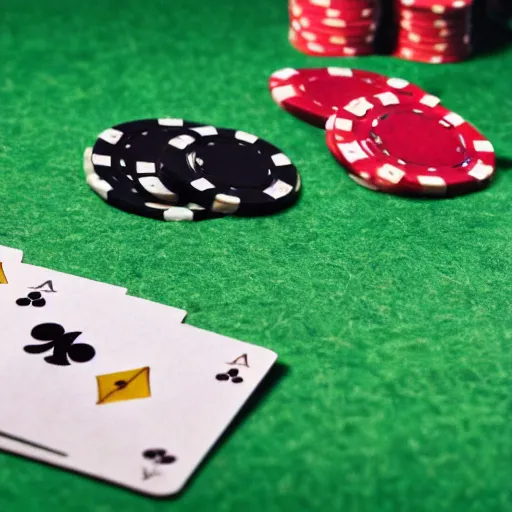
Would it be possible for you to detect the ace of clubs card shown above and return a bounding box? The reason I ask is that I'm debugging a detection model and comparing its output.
[0,283,276,496]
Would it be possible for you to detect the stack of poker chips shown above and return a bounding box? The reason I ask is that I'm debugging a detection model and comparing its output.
[84,120,301,222]
[394,0,474,63]
[288,0,380,56]
[269,67,496,198]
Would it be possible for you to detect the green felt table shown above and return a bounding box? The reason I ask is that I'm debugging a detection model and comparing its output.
[1,0,511,510]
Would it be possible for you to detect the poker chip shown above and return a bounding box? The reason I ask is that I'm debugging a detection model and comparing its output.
[288,0,381,56]
[324,92,495,196]
[121,129,185,204]
[395,0,474,63]
[269,67,440,128]
[84,147,225,222]
[90,118,202,203]
[158,126,301,216]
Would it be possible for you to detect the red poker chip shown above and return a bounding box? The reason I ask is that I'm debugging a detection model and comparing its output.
[401,7,471,20]
[290,15,377,38]
[269,67,440,128]
[398,32,471,48]
[289,0,380,22]
[295,25,376,45]
[394,45,472,63]
[325,92,495,196]
[326,124,411,194]
[289,28,375,56]
[294,13,378,32]
[399,19,470,32]
[398,32,471,46]
[299,0,379,9]
[399,25,471,40]
[398,0,473,13]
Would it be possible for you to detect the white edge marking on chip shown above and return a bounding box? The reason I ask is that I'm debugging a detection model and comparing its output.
[136,161,157,174]
[325,114,336,130]
[191,177,215,192]
[323,18,345,27]
[213,194,240,214]
[474,140,494,153]
[192,126,218,137]
[378,164,406,184]
[271,68,299,81]
[83,147,94,177]
[98,128,123,145]
[91,153,111,167]
[271,85,298,104]
[375,91,400,106]
[163,207,194,222]
[468,162,494,181]
[420,94,441,107]
[334,117,353,132]
[139,177,178,203]
[271,153,292,167]
[344,97,374,117]
[158,118,184,127]
[443,112,464,127]
[236,131,258,144]
[329,36,346,45]
[417,175,447,191]
[307,42,324,53]
[387,77,409,89]
[294,173,301,192]
[338,141,369,164]
[169,134,195,150]
[86,174,112,200]
[264,180,294,200]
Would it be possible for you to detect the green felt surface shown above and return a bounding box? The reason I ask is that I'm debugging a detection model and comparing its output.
[0,0,511,510]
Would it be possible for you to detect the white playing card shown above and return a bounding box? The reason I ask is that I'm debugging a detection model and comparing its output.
[0,244,23,264]
[0,291,276,496]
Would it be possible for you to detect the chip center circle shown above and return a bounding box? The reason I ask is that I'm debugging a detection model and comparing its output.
[189,140,273,189]
[371,110,467,168]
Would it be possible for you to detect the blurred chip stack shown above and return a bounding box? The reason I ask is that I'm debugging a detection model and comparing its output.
[288,0,381,56]
[394,0,474,63]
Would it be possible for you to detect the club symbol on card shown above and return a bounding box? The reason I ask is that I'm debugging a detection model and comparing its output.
[215,368,244,384]
[23,323,96,366]
[96,367,151,405]
[142,449,177,480]
[16,292,46,308]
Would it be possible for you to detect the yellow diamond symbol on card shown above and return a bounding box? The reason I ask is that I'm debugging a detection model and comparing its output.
[0,263,8,284]
[96,367,151,405]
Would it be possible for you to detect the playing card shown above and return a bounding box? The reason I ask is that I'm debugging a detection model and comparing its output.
[0,290,276,496]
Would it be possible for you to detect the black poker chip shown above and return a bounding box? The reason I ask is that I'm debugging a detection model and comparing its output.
[158,126,301,216]
[85,149,224,222]
[87,119,226,221]
[91,118,199,202]
[121,129,184,204]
